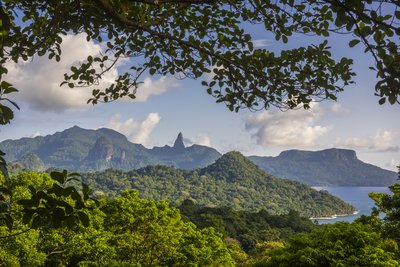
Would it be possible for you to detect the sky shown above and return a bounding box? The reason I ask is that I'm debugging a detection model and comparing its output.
[0,21,399,172]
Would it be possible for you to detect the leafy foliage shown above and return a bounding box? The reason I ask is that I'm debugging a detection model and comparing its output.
[0,170,96,231]
[1,0,399,114]
[263,222,399,267]
[0,172,235,266]
[0,81,19,182]
[0,170,398,266]
[259,167,400,267]
[18,170,96,229]
[102,190,235,266]
[358,166,400,244]
[179,199,316,253]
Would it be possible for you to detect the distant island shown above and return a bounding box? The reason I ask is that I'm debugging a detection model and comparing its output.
[249,149,397,186]
[0,126,397,186]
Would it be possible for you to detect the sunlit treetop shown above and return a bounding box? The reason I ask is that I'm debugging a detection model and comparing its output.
[0,0,399,114]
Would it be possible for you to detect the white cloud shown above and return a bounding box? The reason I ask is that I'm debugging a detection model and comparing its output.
[386,159,399,169]
[30,131,42,138]
[252,39,272,48]
[6,34,178,112]
[195,134,212,147]
[336,130,399,152]
[330,102,351,115]
[6,34,110,112]
[184,133,212,147]
[105,113,161,146]
[133,76,179,102]
[245,103,332,148]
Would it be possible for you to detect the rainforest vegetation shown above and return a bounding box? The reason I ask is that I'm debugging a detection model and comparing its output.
[0,169,399,266]
[76,151,356,218]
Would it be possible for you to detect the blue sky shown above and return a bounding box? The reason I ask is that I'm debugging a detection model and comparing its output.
[1,26,399,171]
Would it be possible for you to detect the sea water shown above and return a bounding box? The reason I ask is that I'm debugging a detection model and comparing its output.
[312,186,392,224]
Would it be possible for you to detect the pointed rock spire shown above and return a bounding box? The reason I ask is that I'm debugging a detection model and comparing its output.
[173,132,185,149]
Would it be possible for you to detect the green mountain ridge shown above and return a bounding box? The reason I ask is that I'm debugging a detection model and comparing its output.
[0,126,396,186]
[12,152,45,172]
[248,148,397,186]
[0,126,221,171]
[82,151,356,218]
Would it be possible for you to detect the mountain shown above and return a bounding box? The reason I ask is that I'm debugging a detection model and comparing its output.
[0,126,221,172]
[200,151,267,182]
[11,152,45,172]
[82,151,356,218]
[249,148,397,186]
[1,127,395,186]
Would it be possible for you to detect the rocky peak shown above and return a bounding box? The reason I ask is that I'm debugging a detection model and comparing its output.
[173,132,185,149]
[278,148,358,162]
[86,136,114,162]
[318,148,358,161]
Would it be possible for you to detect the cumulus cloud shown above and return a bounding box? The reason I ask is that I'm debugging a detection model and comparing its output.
[184,133,212,147]
[30,131,42,138]
[336,130,399,152]
[105,113,161,146]
[6,34,108,112]
[6,34,178,112]
[330,102,351,115]
[133,76,179,102]
[386,159,399,169]
[252,39,272,48]
[245,103,332,148]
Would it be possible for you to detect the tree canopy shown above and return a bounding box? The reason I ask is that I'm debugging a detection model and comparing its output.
[0,0,399,117]
[263,222,399,267]
[0,171,236,266]
[0,1,399,172]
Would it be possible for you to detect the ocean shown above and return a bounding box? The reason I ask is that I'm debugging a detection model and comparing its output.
[312,186,392,224]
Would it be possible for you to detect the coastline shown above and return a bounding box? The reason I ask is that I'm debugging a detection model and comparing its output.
[310,210,359,220]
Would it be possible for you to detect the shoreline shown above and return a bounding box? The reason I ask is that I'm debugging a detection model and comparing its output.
[309,210,359,220]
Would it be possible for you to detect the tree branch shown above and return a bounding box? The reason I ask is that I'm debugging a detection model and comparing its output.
[0,228,31,239]
[136,0,217,4]
[325,0,399,32]
[94,0,250,74]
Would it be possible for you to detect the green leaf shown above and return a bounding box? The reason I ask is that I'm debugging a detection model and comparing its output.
[4,213,13,230]
[31,215,42,229]
[388,95,396,105]
[50,171,66,184]
[78,211,90,227]
[52,207,66,228]
[48,184,64,197]
[0,105,14,125]
[395,11,400,20]
[348,39,360,48]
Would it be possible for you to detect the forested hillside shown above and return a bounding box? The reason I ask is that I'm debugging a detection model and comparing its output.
[179,200,316,252]
[0,172,235,266]
[1,170,398,266]
[81,152,355,218]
